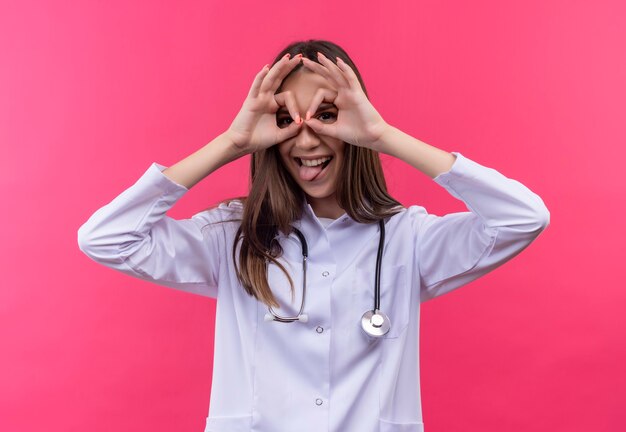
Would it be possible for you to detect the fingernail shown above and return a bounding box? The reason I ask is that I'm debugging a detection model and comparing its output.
[284,53,291,59]
[317,51,323,58]
[306,111,311,120]
[295,114,301,124]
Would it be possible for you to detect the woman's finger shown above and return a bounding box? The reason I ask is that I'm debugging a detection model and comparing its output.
[274,90,302,125]
[275,116,303,142]
[248,64,271,98]
[335,57,364,92]
[260,53,303,95]
[271,54,304,94]
[301,57,336,85]
[304,88,338,121]
[258,53,291,94]
[316,52,350,89]
[304,116,338,139]
[301,57,327,75]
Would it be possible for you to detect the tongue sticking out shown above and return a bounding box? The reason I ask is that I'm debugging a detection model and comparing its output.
[298,164,324,181]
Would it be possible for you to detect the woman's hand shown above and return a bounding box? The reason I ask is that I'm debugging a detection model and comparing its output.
[300,52,390,151]
[225,53,305,154]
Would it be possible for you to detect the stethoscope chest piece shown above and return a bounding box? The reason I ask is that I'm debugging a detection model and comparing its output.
[361,309,391,338]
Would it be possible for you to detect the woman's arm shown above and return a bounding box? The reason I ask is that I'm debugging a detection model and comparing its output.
[160,132,244,189]
[77,55,307,295]
[374,124,550,301]
[300,53,550,300]
[77,157,225,298]
[406,150,550,301]
[374,125,457,178]
[372,124,550,300]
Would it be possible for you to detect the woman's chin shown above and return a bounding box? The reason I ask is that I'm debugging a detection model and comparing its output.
[303,189,338,206]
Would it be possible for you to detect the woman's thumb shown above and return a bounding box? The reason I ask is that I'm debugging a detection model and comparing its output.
[305,117,335,138]
[276,118,302,142]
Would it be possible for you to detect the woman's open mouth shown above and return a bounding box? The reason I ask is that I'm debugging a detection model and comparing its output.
[295,156,333,181]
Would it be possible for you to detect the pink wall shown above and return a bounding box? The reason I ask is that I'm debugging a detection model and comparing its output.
[2,1,624,431]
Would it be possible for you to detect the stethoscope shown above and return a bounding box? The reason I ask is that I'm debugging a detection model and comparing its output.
[264,219,391,338]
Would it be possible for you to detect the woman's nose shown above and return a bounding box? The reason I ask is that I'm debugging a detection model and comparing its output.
[294,122,320,150]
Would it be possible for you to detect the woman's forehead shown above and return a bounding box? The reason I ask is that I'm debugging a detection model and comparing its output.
[277,68,336,94]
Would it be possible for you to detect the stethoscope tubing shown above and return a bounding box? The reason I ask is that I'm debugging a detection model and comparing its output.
[374,218,385,312]
[265,219,390,337]
[265,228,309,323]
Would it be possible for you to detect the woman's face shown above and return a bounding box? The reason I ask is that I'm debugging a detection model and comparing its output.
[275,67,345,217]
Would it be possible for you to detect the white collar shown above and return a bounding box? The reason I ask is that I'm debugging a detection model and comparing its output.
[301,198,350,230]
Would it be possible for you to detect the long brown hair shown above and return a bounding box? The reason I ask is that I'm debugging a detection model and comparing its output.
[233,39,403,308]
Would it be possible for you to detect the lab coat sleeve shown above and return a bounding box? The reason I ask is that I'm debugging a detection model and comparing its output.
[414,152,550,302]
[77,162,223,298]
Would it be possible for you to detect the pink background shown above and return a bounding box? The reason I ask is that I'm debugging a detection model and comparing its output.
[2,1,624,431]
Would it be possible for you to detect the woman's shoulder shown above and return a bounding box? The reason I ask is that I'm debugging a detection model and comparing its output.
[387,204,436,230]
[387,204,430,220]
[402,204,430,217]
[191,199,244,227]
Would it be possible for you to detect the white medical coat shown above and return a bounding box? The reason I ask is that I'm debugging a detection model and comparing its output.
[77,152,550,432]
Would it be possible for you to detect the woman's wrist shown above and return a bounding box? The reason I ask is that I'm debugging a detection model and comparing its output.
[368,121,395,153]
[220,130,251,160]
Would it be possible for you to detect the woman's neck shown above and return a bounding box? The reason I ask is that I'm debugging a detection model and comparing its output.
[307,194,345,219]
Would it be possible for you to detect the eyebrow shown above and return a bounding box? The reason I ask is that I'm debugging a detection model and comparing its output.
[276,103,336,115]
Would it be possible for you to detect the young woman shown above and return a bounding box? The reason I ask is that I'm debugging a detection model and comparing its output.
[78,39,550,432]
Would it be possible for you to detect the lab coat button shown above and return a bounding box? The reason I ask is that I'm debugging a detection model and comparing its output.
[315,398,323,406]
[315,326,324,333]
[322,271,330,277]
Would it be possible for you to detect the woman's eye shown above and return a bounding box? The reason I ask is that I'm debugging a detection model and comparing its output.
[276,116,293,128]
[318,112,337,122]
[277,112,336,128]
